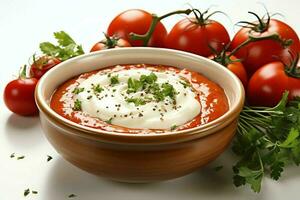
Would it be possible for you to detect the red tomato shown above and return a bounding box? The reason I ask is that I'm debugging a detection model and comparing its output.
[247,61,300,107]
[90,36,131,52]
[30,55,61,79]
[209,53,248,88]
[165,17,230,57]
[107,9,167,47]
[230,19,300,75]
[4,78,38,116]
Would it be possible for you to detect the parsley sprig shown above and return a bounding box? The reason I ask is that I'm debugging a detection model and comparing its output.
[233,92,300,192]
[40,31,84,61]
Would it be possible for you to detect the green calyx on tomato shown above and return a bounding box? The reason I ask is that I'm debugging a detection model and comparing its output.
[19,64,28,79]
[237,11,271,33]
[190,9,224,26]
[284,53,300,78]
[129,9,192,46]
[103,33,119,48]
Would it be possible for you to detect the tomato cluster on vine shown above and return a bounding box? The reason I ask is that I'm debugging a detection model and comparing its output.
[104,8,300,107]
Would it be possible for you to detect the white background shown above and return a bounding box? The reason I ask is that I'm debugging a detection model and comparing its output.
[1,0,300,199]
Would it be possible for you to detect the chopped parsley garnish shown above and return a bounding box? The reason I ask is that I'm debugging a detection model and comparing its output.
[73,99,82,111]
[105,118,113,124]
[161,83,176,100]
[140,72,157,84]
[23,188,38,197]
[170,125,178,131]
[92,84,104,94]
[127,77,143,93]
[110,75,119,85]
[17,156,25,160]
[68,194,77,198]
[126,72,176,104]
[24,189,30,197]
[10,153,15,158]
[47,155,53,162]
[72,87,84,94]
[179,80,191,88]
[126,98,146,106]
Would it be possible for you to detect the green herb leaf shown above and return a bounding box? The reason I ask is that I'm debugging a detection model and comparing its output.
[110,75,119,85]
[73,99,82,111]
[10,153,15,158]
[40,31,84,61]
[17,156,25,160]
[72,87,84,94]
[139,72,157,84]
[126,98,146,106]
[92,84,104,94]
[127,77,142,93]
[39,42,60,57]
[170,125,178,131]
[32,190,38,194]
[47,155,53,162]
[54,31,75,47]
[105,118,113,124]
[280,128,299,148]
[24,188,30,197]
[68,194,77,198]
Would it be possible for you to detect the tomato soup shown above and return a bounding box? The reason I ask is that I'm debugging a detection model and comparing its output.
[50,64,229,134]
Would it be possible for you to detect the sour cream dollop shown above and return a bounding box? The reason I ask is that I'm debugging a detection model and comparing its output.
[75,68,201,129]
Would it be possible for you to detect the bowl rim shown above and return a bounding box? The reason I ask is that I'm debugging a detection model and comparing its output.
[35,47,245,142]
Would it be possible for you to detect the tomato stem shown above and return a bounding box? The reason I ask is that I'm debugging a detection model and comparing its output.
[191,9,225,26]
[103,32,117,48]
[285,53,300,78]
[19,65,28,79]
[237,11,271,33]
[130,9,192,46]
[228,34,293,58]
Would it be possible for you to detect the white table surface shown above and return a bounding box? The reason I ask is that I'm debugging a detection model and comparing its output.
[1,0,300,199]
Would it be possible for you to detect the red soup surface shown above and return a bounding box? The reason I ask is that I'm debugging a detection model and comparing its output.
[50,64,229,134]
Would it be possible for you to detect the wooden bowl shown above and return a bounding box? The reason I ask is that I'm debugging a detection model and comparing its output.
[35,48,244,182]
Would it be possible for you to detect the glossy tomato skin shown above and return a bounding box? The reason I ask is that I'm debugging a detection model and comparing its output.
[4,78,39,116]
[247,62,300,107]
[107,9,167,47]
[209,54,248,88]
[90,38,131,52]
[226,55,248,88]
[165,18,230,57]
[230,19,300,75]
[30,56,61,79]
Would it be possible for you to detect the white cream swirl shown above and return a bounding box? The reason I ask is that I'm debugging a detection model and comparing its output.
[75,67,201,129]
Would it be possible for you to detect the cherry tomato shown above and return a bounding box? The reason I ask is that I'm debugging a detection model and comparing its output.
[4,77,38,116]
[230,17,300,75]
[209,53,248,88]
[30,55,61,79]
[247,61,300,107]
[107,9,167,47]
[90,35,131,52]
[165,11,230,57]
